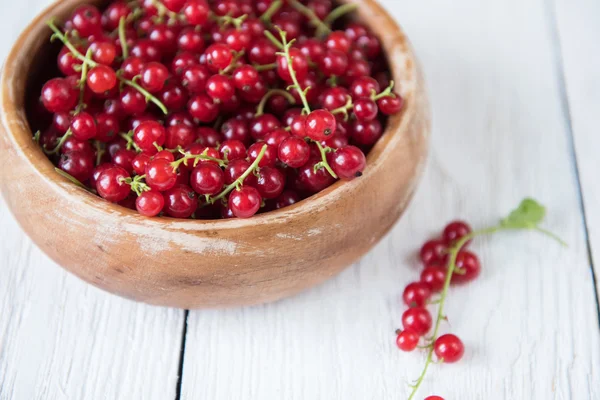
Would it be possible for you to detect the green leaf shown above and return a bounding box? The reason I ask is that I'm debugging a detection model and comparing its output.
[501,198,546,229]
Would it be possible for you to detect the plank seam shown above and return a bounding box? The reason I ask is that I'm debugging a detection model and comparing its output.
[544,0,600,329]
[175,310,190,400]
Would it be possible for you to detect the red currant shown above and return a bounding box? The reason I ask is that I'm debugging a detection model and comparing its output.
[163,185,198,218]
[70,112,97,140]
[229,186,262,218]
[278,137,310,168]
[420,239,447,265]
[452,250,481,284]
[41,78,78,113]
[420,264,447,292]
[402,282,432,307]
[87,65,117,94]
[443,221,472,246]
[395,329,419,352]
[434,334,464,363]
[401,307,432,336]
[328,145,366,180]
[140,62,170,93]
[305,110,336,141]
[145,158,177,191]
[96,166,131,202]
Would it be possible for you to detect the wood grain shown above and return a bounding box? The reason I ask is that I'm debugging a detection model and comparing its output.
[0,0,429,308]
[552,0,600,304]
[179,0,600,398]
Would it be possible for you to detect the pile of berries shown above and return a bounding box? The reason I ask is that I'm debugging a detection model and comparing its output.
[32,0,404,219]
[397,221,479,400]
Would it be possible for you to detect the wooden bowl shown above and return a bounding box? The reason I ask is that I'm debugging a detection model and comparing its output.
[0,0,430,308]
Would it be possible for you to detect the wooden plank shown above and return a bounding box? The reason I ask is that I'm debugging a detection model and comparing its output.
[552,0,600,303]
[180,0,600,398]
[0,2,185,399]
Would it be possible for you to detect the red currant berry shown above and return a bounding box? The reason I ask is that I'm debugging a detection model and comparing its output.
[420,264,447,292]
[132,153,151,175]
[249,38,277,65]
[305,110,336,141]
[70,112,97,140]
[325,31,351,53]
[205,43,233,72]
[420,239,447,265]
[71,5,102,37]
[154,150,175,162]
[232,65,260,91]
[163,185,198,218]
[219,140,247,161]
[87,65,117,94]
[434,334,464,363]
[41,78,78,113]
[378,94,404,115]
[171,52,199,76]
[229,186,262,218]
[135,190,165,217]
[181,65,210,94]
[321,87,349,111]
[91,41,117,65]
[206,75,235,103]
[248,143,277,167]
[255,167,285,199]
[401,307,432,336]
[134,121,166,153]
[145,158,177,191]
[223,29,251,52]
[102,2,131,31]
[353,98,378,122]
[120,87,147,115]
[351,119,382,146]
[196,127,222,147]
[121,56,145,80]
[403,282,432,307]
[452,250,481,284]
[224,159,257,186]
[96,166,131,202]
[395,329,419,352]
[58,151,94,182]
[221,119,250,144]
[278,137,310,168]
[277,48,308,82]
[443,221,472,246]
[188,94,219,122]
[140,62,170,93]
[319,49,349,77]
[190,162,224,195]
[177,28,205,54]
[350,76,380,99]
[165,124,195,149]
[274,190,300,210]
[183,0,210,25]
[130,39,162,62]
[298,38,325,64]
[95,112,119,142]
[296,159,337,193]
[425,396,445,400]
[328,145,366,180]
[249,114,280,141]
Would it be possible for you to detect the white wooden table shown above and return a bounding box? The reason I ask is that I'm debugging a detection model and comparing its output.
[2,0,600,398]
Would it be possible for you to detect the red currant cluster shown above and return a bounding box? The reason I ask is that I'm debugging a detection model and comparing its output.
[33,0,403,219]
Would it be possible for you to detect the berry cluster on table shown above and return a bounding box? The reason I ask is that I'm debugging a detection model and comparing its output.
[33,0,404,219]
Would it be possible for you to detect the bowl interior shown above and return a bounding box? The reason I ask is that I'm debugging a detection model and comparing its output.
[4,0,416,230]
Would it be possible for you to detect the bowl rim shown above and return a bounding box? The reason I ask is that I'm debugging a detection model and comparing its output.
[1,0,419,231]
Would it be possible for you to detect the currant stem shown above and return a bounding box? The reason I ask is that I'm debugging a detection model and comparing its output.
[118,16,129,59]
[44,129,72,155]
[75,48,92,114]
[120,131,142,152]
[171,150,228,172]
[212,13,247,29]
[121,174,151,196]
[120,74,169,114]
[320,3,359,35]
[260,0,282,24]
[275,28,312,115]
[330,96,353,120]
[149,0,180,22]
[263,30,284,50]
[372,81,396,102]
[254,63,278,72]
[94,141,105,166]
[288,0,331,36]
[255,88,296,117]
[314,141,338,179]
[220,50,245,75]
[54,167,93,192]
[209,144,267,204]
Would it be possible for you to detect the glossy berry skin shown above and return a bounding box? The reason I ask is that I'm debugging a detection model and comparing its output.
[224,160,257,186]
[132,153,151,175]
[136,191,165,217]
[190,163,224,195]
[232,65,260,91]
[277,48,308,82]
[424,396,445,400]
[443,221,472,246]
[350,76,380,99]
[121,56,145,79]
[140,62,170,93]
[71,5,102,37]
[219,140,246,161]
[401,307,432,336]
[41,78,77,113]
[420,239,448,265]
[452,250,481,284]
[403,282,432,307]
[229,186,262,218]
[278,137,310,168]
[163,185,198,218]
[165,124,195,149]
[328,146,366,180]
[183,0,210,25]
[319,49,348,77]
[434,334,464,363]
[249,114,280,141]
[325,31,351,53]
[296,159,336,193]
[59,151,94,182]
[378,94,404,115]
[255,167,285,199]
[70,112,97,140]
[351,120,382,146]
[206,75,235,103]
[264,129,290,148]
[420,264,447,292]
[134,121,166,153]
[96,166,131,202]
[396,330,419,352]
[87,65,117,94]
[305,110,336,141]
[353,98,379,122]
[274,190,300,210]
[145,158,177,191]
[112,149,136,174]
[205,43,233,72]
[188,94,219,122]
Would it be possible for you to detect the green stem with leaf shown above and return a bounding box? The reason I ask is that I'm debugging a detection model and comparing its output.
[407,199,565,400]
